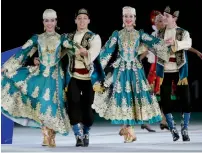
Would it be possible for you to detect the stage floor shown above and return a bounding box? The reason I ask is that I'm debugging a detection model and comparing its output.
[2,122,202,152]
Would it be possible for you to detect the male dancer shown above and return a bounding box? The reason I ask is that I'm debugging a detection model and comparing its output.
[156,6,192,142]
[64,8,105,147]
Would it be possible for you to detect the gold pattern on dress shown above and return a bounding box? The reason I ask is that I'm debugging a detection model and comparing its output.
[120,29,137,50]
[28,66,38,73]
[112,58,121,68]
[60,67,64,79]
[136,83,140,93]
[103,72,113,87]
[116,81,122,93]
[53,92,57,104]
[125,81,131,93]
[3,55,24,78]
[63,40,72,49]
[121,97,128,113]
[45,46,55,54]
[109,37,117,48]
[43,88,50,101]
[21,83,28,95]
[15,81,24,87]
[126,62,131,70]
[1,86,71,134]
[52,69,57,79]
[141,80,149,91]
[141,33,152,41]
[101,54,112,69]
[38,33,61,67]
[27,47,37,57]
[43,67,50,77]
[63,90,67,102]
[22,39,33,49]
[32,86,40,98]
[152,41,169,62]
[43,33,58,54]
[137,44,148,55]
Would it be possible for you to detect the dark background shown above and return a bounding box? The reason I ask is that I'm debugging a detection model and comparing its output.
[1,0,202,112]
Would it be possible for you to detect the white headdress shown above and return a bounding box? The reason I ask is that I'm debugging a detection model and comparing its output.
[43,9,57,19]
[122,6,136,16]
[155,14,164,23]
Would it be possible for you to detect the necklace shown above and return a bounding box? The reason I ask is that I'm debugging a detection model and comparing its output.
[44,32,57,54]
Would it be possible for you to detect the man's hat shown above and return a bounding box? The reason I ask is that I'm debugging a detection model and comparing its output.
[75,8,90,18]
[164,6,179,17]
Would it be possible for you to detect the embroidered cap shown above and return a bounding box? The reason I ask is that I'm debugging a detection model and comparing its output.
[164,6,179,17]
[43,9,57,19]
[75,8,90,18]
[122,6,136,16]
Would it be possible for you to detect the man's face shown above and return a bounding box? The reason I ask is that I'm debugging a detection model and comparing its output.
[75,14,90,30]
[163,12,174,25]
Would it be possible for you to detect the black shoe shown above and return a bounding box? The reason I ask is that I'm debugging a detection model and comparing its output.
[171,128,180,142]
[181,128,190,141]
[76,136,84,147]
[160,123,169,130]
[83,134,89,147]
[141,124,156,132]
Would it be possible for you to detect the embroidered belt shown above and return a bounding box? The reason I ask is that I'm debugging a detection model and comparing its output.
[169,57,176,62]
[74,68,89,74]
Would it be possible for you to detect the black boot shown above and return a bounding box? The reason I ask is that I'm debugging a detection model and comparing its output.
[83,134,89,147]
[181,113,191,141]
[165,113,180,141]
[76,136,84,147]
[141,124,156,132]
[181,128,190,141]
[72,124,84,147]
[83,125,90,147]
[171,128,180,141]
[160,123,169,130]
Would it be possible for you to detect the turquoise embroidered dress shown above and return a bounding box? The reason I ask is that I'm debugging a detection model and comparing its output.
[1,32,75,135]
[92,29,170,125]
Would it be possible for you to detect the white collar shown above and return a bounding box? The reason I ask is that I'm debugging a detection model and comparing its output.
[76,29,89,34]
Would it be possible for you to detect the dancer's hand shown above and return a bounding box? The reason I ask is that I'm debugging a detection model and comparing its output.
[79,48,88,57]
[196,51,202,60]
[165,38,174,46]
[93,83,105,93]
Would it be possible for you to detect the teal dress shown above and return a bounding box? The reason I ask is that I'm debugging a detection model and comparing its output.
[1,32,75,135]
[92,29,170,125]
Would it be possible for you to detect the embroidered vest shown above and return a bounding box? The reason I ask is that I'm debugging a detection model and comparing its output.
[67,31,94,72]
[157,28,185,67]
[156,27,188,79]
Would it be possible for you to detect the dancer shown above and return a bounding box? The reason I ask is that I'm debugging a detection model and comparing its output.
[64,8,105,147]
[1,9,77,147]
[92,6,170,143]
[145,10,202,133]
[157,6,192,142]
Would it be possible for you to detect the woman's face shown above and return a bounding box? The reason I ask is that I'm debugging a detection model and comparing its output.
[123,13,136,27]
[155,19,165,30]
[43,18,57,32]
